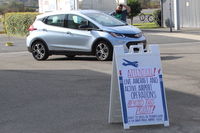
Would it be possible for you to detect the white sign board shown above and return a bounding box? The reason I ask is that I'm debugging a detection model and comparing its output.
[109,45,169,129]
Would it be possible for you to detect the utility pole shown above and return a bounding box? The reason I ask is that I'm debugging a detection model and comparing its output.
[160,0,163,27]
[169,0,173,32]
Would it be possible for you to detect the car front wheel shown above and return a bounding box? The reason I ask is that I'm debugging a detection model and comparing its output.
[31,41,49,61]
[95,41,112,61]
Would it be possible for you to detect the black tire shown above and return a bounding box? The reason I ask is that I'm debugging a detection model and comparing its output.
[31,41,49,61]
[148,15,154,23]
[139,13,145,21]
[95,41,113,61]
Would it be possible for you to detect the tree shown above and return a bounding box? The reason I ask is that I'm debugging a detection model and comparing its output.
[0,1,23,14]
[0,0,38,14]
[141,0,149,9]
[139,0,161,9]
[127,0,142,25]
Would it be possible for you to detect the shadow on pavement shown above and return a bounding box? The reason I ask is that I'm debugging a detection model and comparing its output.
[0,70,199,133]
[47,55,183,62]
[161,56,183,61]
[162,53,200,55]
[47,56,98,61]
[47,56,112,62]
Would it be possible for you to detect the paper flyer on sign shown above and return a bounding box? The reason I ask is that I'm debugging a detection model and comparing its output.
[119,63,167,125]
[111,45,169,128]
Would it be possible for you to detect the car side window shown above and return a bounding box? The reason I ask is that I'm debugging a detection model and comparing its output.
[45,14,65,27]
[67,14,98,30]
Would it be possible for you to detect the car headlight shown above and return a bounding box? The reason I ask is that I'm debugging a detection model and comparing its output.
[134,32,143,38]
[109,32,125,38]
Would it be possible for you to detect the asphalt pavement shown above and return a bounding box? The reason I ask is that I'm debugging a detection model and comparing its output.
[0,29,200,133]
[0,34,26,53]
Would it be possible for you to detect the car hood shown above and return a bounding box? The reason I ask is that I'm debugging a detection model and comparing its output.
[101,25,142,34]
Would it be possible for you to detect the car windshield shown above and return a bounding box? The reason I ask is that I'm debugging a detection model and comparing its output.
[84,12,127,27]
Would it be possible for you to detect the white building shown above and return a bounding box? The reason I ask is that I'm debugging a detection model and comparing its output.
[162,0,200,28]
[39,0,127,13]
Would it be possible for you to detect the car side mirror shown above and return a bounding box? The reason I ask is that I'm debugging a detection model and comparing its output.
[79,24,89,29]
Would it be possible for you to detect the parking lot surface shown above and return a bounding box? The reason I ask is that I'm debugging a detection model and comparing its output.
[0,31,200,133]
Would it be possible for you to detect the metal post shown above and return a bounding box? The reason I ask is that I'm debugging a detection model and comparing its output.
[75,0,79,10]
[73,0,78,10]
[74,0,75,10]
[56,0,58,10]
[174,0,180,30]
[169,0,173,32]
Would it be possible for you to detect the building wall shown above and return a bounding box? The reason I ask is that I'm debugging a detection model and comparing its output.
[163,0,174,27]
[163,0,200,28]
[79,0,126,13]
[57,0,75,11]
[39,0,127,13]
[39,0,56,13]
[179,0,200,27]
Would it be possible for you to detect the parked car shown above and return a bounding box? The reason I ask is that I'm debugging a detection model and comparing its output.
[27,10,146,61]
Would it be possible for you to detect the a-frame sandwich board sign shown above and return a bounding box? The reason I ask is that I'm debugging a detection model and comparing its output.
[109,45,169,129]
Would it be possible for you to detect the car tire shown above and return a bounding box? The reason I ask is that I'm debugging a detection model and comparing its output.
[95,41,113,61]
[31,41,49,61]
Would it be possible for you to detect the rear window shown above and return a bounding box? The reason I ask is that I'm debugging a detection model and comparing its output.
[44,14,66,27]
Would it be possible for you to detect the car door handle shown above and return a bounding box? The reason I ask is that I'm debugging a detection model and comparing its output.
[66,31,72,35]
[42,29,47,32]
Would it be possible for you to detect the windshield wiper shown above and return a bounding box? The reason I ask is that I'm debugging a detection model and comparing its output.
[112,24,128,26]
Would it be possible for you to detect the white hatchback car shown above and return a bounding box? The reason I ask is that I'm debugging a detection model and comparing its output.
[27,10,146,61]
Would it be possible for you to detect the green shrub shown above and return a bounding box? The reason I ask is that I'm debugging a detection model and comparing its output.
[153,10,161,27]
[4,12,39,36]
[128,0,142,24]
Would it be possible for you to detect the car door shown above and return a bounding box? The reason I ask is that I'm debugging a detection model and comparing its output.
[64,14,95,52]
[42,14,71,51]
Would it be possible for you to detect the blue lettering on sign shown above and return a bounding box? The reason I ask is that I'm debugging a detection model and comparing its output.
[122,59,138,68]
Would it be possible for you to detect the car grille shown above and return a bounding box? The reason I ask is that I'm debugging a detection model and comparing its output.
[123,33,141,38]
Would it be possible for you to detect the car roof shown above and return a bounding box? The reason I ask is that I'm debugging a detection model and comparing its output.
[36,10,102,19]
